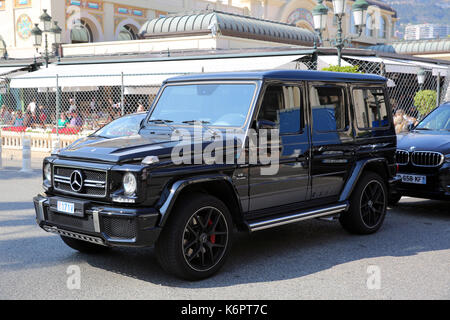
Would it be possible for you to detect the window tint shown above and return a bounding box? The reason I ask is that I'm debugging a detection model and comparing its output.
[310,86,347,132]
[353,88,389,129]
[257,85,302,134]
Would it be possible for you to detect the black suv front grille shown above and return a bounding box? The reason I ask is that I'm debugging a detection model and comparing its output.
[396,150,444,168]
[411,151,444,167]
[395,150,409,165]
[53,166,107,198]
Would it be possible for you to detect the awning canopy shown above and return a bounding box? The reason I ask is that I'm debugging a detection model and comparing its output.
[0,66,27,76]
[9,55,305,89]
[343,55,420,74]
[344,55,449,76]
[317,55,352,70]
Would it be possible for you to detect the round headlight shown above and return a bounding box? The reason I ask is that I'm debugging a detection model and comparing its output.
[123,173,137,196]
[44,163,52,181]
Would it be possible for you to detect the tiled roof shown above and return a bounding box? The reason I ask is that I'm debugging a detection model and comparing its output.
[139,10,318,46]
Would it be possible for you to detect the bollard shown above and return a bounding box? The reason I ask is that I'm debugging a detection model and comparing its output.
[0,138,2,169]
[20,135,32,173]
[52,136,60,154]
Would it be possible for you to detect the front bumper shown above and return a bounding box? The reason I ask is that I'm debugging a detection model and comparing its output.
[392,163,450,200]
[33,194,161,247]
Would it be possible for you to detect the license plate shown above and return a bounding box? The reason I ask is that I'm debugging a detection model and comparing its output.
[57,201,75,215]
[397,174,427,185]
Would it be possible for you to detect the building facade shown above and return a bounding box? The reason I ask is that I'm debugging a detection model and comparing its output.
[0,0,398,59]
[404,24,450,41]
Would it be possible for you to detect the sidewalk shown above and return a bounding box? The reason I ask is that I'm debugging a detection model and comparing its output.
[0,155,44,171]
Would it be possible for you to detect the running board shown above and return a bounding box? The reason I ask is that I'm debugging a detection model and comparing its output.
[248,203,348,232]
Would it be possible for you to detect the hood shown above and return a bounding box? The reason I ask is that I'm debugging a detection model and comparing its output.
[56,133,243,164]
[397,130,450,154]
[57,134,179,163]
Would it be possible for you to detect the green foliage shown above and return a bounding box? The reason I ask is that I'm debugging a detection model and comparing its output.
[414,90,437,117]
[321,65,361,73]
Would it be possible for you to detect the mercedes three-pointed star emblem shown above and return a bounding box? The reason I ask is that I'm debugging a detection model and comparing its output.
[70,170,83,192]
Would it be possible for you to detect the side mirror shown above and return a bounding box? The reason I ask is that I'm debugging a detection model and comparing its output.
[256,120,277,131]
[139,118,145,129]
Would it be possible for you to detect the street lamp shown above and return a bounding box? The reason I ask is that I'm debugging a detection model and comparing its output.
[417,68,426,91]
[31,9,62,68]
[0,38,7,59]
[50,21,62,46]
[313,0,369,67]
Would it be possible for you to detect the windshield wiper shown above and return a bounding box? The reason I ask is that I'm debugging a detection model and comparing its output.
[182,120,219,137]
[414,127,431,131]
[147,119,178,132]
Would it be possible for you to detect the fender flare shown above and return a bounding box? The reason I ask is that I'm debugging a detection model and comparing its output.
[157,174,242,227]
[338,158,390,202]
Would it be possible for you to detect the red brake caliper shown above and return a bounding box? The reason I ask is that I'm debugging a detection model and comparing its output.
[208,220,216,244]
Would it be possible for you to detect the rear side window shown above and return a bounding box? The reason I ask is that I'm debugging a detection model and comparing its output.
[310,86,347,132]
[353,88,389,129]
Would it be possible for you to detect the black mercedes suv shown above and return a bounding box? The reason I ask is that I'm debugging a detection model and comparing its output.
[34,70,397,280]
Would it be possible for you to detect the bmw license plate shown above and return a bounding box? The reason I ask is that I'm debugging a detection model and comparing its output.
[57,201,75,215]
[397,174,426,185]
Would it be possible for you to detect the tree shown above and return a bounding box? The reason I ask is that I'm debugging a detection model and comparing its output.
[413,90,437,117]
[321,65,361,73]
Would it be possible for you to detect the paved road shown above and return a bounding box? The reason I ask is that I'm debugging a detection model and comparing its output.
[0,167,449,300]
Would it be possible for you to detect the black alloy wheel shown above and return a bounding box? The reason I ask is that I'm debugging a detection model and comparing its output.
[340,172,387,235]
[360,180,386,228]
[155,193,233,280]
[182,206,229,272]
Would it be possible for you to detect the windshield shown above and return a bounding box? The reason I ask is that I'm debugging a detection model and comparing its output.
[92,113,146,138]
[148,83,257,127]
[415,105,450,131]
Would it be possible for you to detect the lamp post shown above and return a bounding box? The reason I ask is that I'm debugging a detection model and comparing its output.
[30,9,62,68]
[0,39,6,59]
[417,68,426,91]
[312,0,369,67]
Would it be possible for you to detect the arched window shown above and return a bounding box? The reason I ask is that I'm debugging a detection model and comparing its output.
[365,14,373,37]
[350,11,356,34]
[118,25,136,41]
[70,20,93,43]
[379,16,387,39]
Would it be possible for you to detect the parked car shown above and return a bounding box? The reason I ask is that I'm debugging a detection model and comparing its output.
[391,102,450,203]
[33,70,397,280]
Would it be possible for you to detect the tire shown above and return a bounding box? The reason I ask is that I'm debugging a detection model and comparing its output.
[60,235,110,254]
[340,172,387,235]
[388,193,402,206]
[155,193,233,280]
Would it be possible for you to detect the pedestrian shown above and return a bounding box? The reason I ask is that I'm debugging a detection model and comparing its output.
[136,100,145,113]
[90,98,97,114]
[57,113,69,128]
[27,99,37,113]
[13,110,24,127]
[68,111,83,130]
[68,98,77,114]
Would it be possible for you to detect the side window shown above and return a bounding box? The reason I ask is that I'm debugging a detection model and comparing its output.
[310,86,347,132]
[353,88,389,129]
[257,85,302,134]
